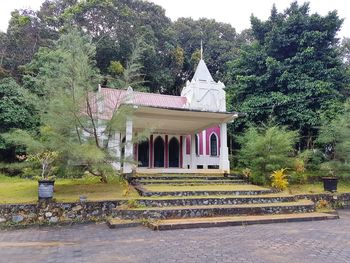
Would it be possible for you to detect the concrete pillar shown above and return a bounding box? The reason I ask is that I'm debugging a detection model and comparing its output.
[191,134,196,169]
[110,132,121,171]
[180,136,183,168]
[219,123,230,172]
[202,130,207,168]
[123,118,133,174]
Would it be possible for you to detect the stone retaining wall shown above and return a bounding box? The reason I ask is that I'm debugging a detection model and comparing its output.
[137,196,296,207]
[296,193,350,208]
[0,192,349,227]
[0,200,123,226]
[113,203,315,220]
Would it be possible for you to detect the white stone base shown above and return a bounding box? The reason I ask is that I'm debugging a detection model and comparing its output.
[136,168,226,174]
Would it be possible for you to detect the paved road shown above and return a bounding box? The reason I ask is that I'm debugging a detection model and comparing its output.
[1,210,350,263]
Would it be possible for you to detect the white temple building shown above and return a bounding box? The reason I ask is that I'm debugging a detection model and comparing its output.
[95,54,239,174]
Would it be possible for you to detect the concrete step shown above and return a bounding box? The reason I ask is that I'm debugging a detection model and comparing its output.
[130,175,243,181]
[135,179,246,185]
[135,194,297,207]
[113,200,315,220]
[135,186,276,197]
[106,219,141,229]
[146,212,339,230]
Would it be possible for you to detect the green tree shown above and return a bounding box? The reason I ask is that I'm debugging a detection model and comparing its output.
[317,100,350,177]
[14,28,146,182]
[237,125,298,184]
[2,9,53,79]
[0,77,39,161]
[226,2,348,148]
[173,18,239,86]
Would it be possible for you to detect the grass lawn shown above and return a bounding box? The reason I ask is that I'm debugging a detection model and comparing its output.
[286,181,350,195]
[143,184,269,192]
[0,174,139,204]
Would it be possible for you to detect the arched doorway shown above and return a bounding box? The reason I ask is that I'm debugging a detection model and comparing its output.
[154,136,164,167]
[138,140,149,167]
[169,137,180,168]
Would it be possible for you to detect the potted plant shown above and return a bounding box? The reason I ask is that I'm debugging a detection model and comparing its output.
[320,163,338,192]
[28,151,59,200]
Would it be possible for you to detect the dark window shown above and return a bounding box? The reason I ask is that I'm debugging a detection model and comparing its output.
[210,133,218,156]
[195,134,199,156]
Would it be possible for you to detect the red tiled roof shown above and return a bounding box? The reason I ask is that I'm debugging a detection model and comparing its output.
[95,88,187,119]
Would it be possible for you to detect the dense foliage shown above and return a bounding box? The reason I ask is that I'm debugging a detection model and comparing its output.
[226,2,348,148]
[0,0,349,182]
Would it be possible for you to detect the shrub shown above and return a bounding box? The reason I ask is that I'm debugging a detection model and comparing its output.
[270,168,289,190]
[237,125,298,182]
[288,171,307,184]
[242,168,252,181]
[56,164,86,178]
[0,162,30,176]
[250,172,267,185]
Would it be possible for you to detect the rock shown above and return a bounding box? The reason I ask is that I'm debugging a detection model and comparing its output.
[12,215,24,223]
[91,210,100,216]
[72,205,83,212]
[45,212,53,218]
[27,213,37,219]
[49,216,59,223]
[0,217,6,223]
[64,212,76,219]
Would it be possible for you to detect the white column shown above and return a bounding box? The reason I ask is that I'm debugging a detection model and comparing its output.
[123,118,134,174]
[219,123,230,172]
[202,130,207,168]
[191,134,196,169]
[112,132,121,170]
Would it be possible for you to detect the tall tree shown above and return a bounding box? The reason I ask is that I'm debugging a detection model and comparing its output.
[226,2,348,148]
[9,28,146,182]
[0,77,39,161]
[173,18,239,87]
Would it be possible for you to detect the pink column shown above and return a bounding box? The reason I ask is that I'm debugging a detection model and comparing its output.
[149,135,153,168]
[134,143,138,165]
[165,135,168,168]
[180,136,183,168]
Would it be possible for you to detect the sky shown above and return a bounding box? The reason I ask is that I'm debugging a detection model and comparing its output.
[0,0,349,38]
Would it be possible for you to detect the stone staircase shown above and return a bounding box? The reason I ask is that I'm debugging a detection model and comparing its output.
[108,174,338,230]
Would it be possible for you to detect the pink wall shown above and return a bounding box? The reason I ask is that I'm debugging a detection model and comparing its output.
[185,126,221,156]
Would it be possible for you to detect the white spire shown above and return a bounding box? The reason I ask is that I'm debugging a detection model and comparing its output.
[192,41,214,82]
[200,40,203,60]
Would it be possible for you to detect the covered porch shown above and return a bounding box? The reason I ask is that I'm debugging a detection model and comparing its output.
[116,105,238,174]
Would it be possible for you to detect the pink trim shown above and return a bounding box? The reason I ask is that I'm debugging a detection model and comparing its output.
[180,136,183,168]
[186,135,191,154]
[165,135,168,168]
[149,135,153,168]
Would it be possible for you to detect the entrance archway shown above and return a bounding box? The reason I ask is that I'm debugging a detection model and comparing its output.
[138,140,149,167]
[168,137,179,168]
[154,136,164,167]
